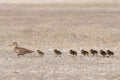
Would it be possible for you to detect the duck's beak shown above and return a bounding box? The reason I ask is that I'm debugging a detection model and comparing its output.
[8,44,12,46]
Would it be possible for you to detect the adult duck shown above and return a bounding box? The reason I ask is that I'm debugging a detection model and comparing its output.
[10,42,33,56]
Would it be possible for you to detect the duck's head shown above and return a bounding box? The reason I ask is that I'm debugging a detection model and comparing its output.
[37,50,40,52]
[9,42,18,47]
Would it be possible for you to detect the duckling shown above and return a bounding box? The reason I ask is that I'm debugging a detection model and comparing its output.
[100,50,107,57]
[37,50,44,57]
[54,49,62,57]
[107,50,114,57]
[69,49,77,56]
[90,49,98,56]
[10,42,33,56]
[81,49,89,57]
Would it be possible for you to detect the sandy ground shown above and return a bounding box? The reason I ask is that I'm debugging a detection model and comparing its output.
[0,4,120,80]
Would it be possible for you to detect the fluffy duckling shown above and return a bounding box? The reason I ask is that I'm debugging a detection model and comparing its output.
[90,49,98,56]
[69,49,77,56]
[37,50,44,57]
[100,50,107,57]
[81,49,89,57]
[54,49,62,57]
[107,50,114,57]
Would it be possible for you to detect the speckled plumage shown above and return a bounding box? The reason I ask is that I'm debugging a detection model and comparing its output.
[11,42,33,56]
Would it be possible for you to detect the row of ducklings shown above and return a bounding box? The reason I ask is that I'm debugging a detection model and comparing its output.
[37,49,114,57]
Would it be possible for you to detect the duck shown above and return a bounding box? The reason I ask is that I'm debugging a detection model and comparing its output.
[10,42,33,56]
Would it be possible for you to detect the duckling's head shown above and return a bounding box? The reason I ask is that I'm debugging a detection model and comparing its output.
[10,42,18,47]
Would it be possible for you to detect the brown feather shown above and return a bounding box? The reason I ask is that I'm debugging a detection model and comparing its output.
[14,47,33,55]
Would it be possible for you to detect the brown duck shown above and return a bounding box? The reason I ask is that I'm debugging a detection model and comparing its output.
[10,42,33,56]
